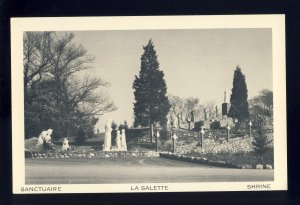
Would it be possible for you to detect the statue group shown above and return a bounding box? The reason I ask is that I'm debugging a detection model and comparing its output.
[103,119,127,151]
[36,129,71,151]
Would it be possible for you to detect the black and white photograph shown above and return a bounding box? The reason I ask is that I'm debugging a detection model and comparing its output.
[11,15,287,193]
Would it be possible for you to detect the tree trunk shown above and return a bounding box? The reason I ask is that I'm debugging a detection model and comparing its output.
[150,123,153,143]
[177,115,180,128]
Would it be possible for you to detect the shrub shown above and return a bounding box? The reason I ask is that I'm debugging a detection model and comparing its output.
[76,127,88,143]
[193,121,204,131]
[126,127,150,142]
[42,141,55,151]
[210,121,221,129]
[252,126,272,154]
[159,129,171,141]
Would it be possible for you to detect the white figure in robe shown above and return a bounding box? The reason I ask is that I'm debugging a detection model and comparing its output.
[121,129,127,151]
[36,129,53,151]
[62,138,70,151]
[103,119,112,151]
[116,130,121,151]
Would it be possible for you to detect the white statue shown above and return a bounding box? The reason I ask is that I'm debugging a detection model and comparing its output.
[62,138,70,151]
[103,119,112,151]
[36,129,53,150]
[121,129,127,151]
[116,130,121,151]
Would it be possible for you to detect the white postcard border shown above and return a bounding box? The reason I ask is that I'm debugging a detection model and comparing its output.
[11,15,287,194]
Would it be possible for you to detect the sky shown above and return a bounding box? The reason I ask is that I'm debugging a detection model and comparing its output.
[72,29,272,129]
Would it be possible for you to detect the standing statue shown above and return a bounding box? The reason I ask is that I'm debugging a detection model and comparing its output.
[111,121,118,147]
[116,130,121,150]
[62,138,70,151]
[103,119,112,151]
[215,105,219,117]
[121,129,127,151]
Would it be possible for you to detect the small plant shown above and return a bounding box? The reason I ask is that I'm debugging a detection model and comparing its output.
[193,121,204,132]
[41,140,55,152]
[210,121,221,129]
[252,125,271,154]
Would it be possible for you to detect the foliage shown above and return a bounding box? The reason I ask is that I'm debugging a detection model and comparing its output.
[76,127,88,143]
[249,89,273,125]
[42,141,55,151]
[25,80,58,138]
[75,113,99,143]
[228,66,250,122]
[133,39,171,128]
[210,121,221,129]
[159,129,171,141]
[193,121,204,132]
[168,94,204,128]
[126,128,150,142]
[24,31,116,139]
[252,125,272,154]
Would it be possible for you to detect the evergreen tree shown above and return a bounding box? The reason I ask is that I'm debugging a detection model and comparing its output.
[133,39,171,131]
[228,66,250,122]
[252,121,272,154]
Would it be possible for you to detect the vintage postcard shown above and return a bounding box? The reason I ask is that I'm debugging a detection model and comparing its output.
[11,15,287,193]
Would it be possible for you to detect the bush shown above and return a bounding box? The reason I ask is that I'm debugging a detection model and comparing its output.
[159,129,171,141]
[126,127,150,142]
[252,127,272,154]
[193,121,204,131]
[210,121,221,129]
[42,141,55,151]
[76,127,88,143]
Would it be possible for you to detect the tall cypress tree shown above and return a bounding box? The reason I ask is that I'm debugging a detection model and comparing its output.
[228,66,250,122]
[133,39,171,131]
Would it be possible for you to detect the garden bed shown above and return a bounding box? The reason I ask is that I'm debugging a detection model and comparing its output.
[25,149,160,159]
[159,151,273,169]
